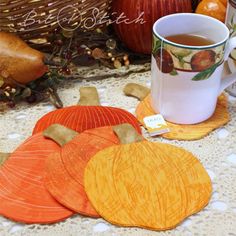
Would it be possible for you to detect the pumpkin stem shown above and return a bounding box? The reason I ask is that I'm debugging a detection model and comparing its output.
[43,124,78,147]
[113,123,144,144]
[78,87,100,106]
[123,83,150,101]
[0,152,10,165]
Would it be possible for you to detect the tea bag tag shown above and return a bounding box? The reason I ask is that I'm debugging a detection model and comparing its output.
[143,114,170,137]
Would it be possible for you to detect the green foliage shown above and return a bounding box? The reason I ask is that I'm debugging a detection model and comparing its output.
[152,36,162,55]
[170,69,178,76]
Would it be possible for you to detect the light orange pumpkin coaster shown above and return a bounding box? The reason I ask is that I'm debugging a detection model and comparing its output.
[124,83,230,140]
[84,124,212,231]
[43,125,121,218]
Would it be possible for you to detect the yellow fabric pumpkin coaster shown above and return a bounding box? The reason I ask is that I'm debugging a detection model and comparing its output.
[84,124,212,231]
[124,83,230,141]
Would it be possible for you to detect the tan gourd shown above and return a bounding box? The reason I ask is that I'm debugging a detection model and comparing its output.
[0,32,48,86]
[84,124,212,230]
[124,83,230,140]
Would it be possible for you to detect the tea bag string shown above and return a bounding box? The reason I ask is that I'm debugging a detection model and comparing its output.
[159,38,164,114]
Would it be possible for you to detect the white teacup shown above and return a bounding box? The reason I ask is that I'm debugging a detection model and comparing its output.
[151,13,236,124]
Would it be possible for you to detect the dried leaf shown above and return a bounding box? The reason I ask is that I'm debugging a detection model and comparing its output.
[92,48,107,59]
[21,88,32,98]
[114,60,122,69]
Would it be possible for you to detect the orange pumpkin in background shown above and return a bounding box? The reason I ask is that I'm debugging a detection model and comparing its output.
[196,0,227,22]
[111,0,193,54]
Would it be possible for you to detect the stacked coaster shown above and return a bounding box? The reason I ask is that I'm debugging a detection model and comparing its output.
[84,124,212,230]
[0,86,212,231]
[124,83,230,141]
[33,87,141,134]
[0,87,141,223]
[44,125,120,217]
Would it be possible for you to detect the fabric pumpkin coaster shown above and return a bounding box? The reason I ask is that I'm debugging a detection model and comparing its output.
[0,130,75,224]
[43,125,122,218]
[84,124,212,231]
[33,87,141,135]
[124,83,230,141]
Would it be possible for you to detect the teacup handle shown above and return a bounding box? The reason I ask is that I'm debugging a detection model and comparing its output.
[219,37,236,95]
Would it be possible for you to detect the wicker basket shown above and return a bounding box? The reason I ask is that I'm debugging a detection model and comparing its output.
[0,0,112,45]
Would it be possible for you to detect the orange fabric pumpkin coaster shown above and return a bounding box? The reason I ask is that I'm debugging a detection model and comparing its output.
[124,83,230,140]
[33,87,141,135]
[84,124,212,231]
[0,131,74,224]
[43,125,121,218]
